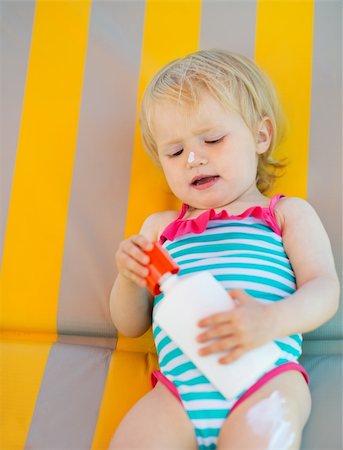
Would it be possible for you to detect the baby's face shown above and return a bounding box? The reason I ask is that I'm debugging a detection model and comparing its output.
[150,91,270,211]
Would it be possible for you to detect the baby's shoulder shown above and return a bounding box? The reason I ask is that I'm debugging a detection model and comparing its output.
[141,210,180,241]
[275,196,318,229]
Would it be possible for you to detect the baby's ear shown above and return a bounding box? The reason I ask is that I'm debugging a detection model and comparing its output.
[256,117,273,154]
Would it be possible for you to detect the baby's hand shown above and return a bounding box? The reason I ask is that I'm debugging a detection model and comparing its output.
[115,235,153,288]
[196,289,274,364]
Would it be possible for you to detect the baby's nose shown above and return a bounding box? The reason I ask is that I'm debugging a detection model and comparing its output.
[186,151,208,168]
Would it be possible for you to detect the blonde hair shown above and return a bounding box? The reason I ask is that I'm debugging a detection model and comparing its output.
[140,49,287,193]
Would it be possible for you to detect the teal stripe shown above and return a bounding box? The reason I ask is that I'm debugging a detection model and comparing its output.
[174,375,210,386]
[156,335,172,354]
[245,289,284,301]
[179,262,295,283]
[207,221,275,234]
[153,325,161,339]
[159,347,183,367]
[161,361,196,376]
[154,294,163,307]
[170,243,287,259]
[215,274,294,294]
[275,358,294,365]
[165,231,282,250]
[289,334,303,345]
[188,409,228,420]
[276,341,301,357]
[181,391,224,401]
[195,428,221,438]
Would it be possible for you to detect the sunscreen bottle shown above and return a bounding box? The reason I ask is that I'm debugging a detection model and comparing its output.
[145,242,282,399]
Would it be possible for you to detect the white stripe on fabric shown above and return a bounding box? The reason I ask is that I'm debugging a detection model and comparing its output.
[219,280,292,297]
[178,256,295,277]
[197,435,220,448]
[163,368,202,383]
[157,339,180,362]
[168,241,285,259]
[171,249,290,266]
[176,383,218,393]
[160,353,190,372]
[198,267,296,289]
[182,398,232,411]
[192,418,226,429]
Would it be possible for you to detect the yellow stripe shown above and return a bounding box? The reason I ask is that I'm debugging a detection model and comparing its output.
[0,1,91,448]
[92,2,201,448]
[255,0,314,198]
[125,0,202,238]
[0,0,91,332]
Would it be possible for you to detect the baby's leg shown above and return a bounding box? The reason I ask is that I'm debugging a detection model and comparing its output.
[108,381,198,450]
[217,370,311,450]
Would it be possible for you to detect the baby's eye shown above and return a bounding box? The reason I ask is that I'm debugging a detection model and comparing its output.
[170,149,184,157]
[205,136,225,144]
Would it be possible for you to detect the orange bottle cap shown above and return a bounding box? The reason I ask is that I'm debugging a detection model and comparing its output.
[145,242,179,295]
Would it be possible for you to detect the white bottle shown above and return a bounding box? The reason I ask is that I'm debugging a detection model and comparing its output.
[146,243,282,399]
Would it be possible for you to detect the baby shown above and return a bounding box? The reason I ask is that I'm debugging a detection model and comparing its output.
[109,49,339,450]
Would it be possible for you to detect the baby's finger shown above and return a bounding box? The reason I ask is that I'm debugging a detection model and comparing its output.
[218,347,244,365]
[198,335,237,357]
[197,323,233,343]
[198,311,232,328]
[121,237,151,265]
[130,234,154,252]
[122,268,147,288]
[123,254,150,278]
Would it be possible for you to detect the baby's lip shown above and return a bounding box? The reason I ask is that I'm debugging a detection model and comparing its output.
[191,174,219,185]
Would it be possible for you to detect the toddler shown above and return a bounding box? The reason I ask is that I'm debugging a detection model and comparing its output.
[109,49,339,450]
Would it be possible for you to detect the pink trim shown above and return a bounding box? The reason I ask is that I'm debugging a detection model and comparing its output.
[159,194,284,244]
[230,362,309,413]
[151,362,309,408]
[151,370,181,402]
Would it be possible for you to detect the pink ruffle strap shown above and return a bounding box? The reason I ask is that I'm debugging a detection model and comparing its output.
[159,194,284,244]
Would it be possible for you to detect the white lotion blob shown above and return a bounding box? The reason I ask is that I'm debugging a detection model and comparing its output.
[246,390,295,450]
[187,151,195,164]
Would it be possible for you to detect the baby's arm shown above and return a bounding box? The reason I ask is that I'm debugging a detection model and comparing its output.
[268,197,340,336]
[197,197,340,364]
[109,211,177,338]
[109,214,159,338]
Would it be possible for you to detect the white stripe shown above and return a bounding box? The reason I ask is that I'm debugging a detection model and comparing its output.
[165,368,203,382]
[160,353,190,372]
[192,417,226,429]
[177,383,217,394]
[153,327,169,348]
[168,237,283,256]
[201,267,295,289]
[197,435,220,448]
[278,335,302,350]
[172,249,290,266]
[158,339,178,362]
[219,280,292,297]
[183,398,232,411]
[179,255,294,276]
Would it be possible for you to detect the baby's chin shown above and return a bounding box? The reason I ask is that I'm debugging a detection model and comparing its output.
[182,198,232,212]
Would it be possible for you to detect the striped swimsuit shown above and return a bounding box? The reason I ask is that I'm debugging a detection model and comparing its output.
[151,195,308,450]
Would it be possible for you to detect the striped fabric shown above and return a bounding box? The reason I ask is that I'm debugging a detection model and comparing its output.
[152,209,302,449]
